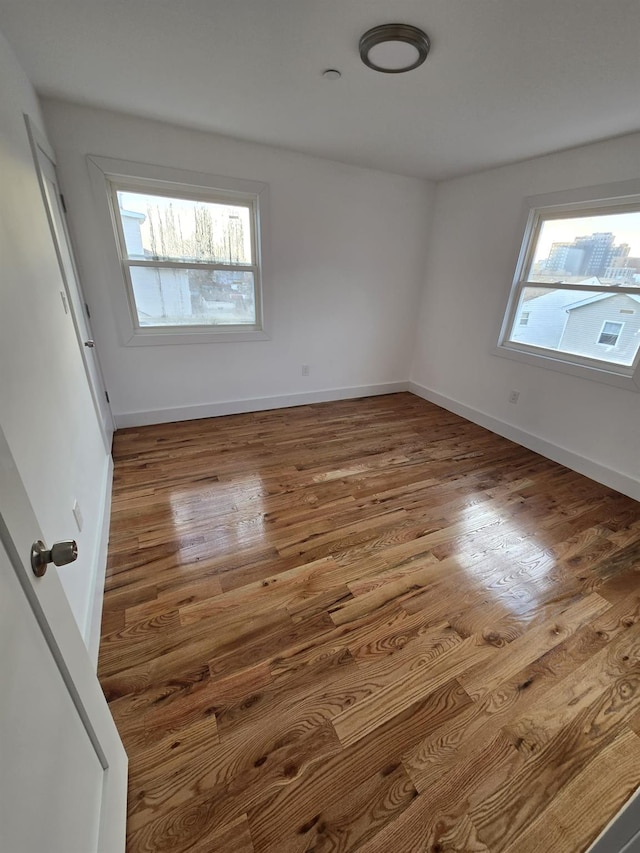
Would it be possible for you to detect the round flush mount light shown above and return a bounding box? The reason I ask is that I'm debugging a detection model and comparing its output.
[322,69,342,80]
[359,24,430,73]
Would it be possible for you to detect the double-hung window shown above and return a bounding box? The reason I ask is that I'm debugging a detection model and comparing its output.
[598,321,623,347]
[497,182,640,391]
[89,157,268,345]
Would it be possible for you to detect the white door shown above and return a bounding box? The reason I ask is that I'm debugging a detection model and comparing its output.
[25,115,114,452]
[0,426,127,853]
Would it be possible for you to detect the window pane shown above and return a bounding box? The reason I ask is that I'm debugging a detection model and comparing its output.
[527,210,640,285]
[598,322,623,345]
[129,268,256,327]
[117,190,253,264]
[509,286,640,366]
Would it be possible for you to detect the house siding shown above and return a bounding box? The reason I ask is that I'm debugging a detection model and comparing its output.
[561,294,640,365]
[511,289,584,349]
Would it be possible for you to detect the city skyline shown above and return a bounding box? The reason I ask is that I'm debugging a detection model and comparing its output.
[531,225,640,285]
[541,231,632,278]
[533,211,640,260]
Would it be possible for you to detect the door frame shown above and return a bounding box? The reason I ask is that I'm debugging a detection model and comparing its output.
[24,114,115,452]
[0,425,127,852]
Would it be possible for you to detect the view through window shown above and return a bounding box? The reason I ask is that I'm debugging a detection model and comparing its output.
[114,188,260,329]
[504,207,640,373]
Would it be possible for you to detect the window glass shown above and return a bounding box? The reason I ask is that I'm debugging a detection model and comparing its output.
[598,321,623,346]
[117,191,253,265]
[508,286,639,367]
[527,210,640,285]
[499,195,640,386]
[129,268,256,327]
[111,183,262,334]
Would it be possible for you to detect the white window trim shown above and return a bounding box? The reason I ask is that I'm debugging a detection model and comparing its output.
[87,156,270,345]
[597,320,624,347]
[494,179,640,392]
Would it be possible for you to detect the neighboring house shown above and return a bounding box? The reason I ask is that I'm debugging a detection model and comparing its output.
[513,283,640,364]
[561,292,640,365]
[512,288,586,349]
[120,209,192,325]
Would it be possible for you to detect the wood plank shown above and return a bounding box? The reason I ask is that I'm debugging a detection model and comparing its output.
[279,763,417,853]
[194,815,255,853]
[501,618,640,758]
[501,729,640,853]
[127,722,342,850]
[247,680,471,853]
[357,733,521,853]
[470,664,640,850]
[457,592,611,700]
[355,797,485,853]
[98,393,640,853]
[403,594,640,793]
[332,637,494,748]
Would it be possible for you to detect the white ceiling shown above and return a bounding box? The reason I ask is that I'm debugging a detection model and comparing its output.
[1,0,639,179]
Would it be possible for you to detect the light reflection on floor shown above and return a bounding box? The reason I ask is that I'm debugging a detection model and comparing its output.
[169,471,268,564]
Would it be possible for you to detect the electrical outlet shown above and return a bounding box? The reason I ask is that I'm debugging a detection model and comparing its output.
[301,364,310,376]
[72,500,83,532]
[509,390,520,404]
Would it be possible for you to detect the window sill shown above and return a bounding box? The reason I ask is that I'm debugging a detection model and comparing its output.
[123,327,271,346]
[492,343,640,392]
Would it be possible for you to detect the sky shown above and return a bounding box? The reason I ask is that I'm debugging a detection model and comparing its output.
[534,210,640,263]
[118,190,252,261]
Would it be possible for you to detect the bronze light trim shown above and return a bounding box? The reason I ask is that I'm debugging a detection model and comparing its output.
[359,24,431,74]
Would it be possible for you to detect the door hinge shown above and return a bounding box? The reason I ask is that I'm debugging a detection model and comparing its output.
[59,193,67,213]
[105,391,110,403]
[85,301,91,319]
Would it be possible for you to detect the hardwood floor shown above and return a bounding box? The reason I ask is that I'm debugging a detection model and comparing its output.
[99,392,640,853]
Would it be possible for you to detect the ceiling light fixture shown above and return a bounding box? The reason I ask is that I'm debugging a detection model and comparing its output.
[322,69,342,80]
[359,24,430,74]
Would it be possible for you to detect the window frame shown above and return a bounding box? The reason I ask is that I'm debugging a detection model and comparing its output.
[87,156,270,345]
[494,180,640,392]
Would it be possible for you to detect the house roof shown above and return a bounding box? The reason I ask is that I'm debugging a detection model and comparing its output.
[524,289,589,310]
[565,292,640,311]
[120,209,146,221]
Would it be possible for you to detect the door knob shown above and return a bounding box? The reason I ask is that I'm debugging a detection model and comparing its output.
[31,540,78,578]
[84,340,95,348]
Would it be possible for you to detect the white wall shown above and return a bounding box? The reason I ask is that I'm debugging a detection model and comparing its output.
[41,99,435,425]
[410,131,640,500]
[0,31,110,645]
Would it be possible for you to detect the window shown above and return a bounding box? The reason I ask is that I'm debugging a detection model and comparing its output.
[496,181,640,391]
[598,321,623,346]
[88,156,269,345]
[113,187,258,329]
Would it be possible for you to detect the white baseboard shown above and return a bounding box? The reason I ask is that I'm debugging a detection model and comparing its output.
[408,381,640,503]
[84,454,113,669]
[113,382,410,428]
